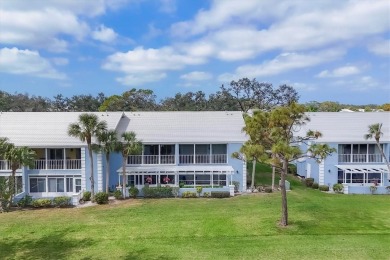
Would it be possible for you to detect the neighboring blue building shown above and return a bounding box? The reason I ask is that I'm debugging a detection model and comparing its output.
[0,111,247,204]
[295,112,390,194]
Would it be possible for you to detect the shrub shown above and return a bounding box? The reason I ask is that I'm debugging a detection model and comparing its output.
[319,185,329,191]
[386,186,390,193]
[82,191,91,201]
[312,182,319,189]
[263,187,273,193]
[143,187,173,198]
[203,192,211,198]
[333,183,343,193]
[196,186,203,197]
[232,181,240,192]
[53,196,71,207]
[129,186,139,198]
[182,191,197,198]
[95,192,109,204]
[172,187,180,198]
[32,198,52,208]
[305,178,315,187]
[211,191,230,198]
[17,195,33,207]
[179,181,185,188]
[113,190,122,200]
[369,185,377,194]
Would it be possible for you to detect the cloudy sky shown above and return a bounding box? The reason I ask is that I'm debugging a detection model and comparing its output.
[0,0,389,104]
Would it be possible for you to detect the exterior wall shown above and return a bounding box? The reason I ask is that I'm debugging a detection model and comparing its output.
[227,143,245,192]
[296,142,390,194]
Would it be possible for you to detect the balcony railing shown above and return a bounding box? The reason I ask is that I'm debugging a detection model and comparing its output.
[179,154,227,164]
[338,154,383,163]
[32,159,81,170]
[127,155,175,165]
[0,160,10,170]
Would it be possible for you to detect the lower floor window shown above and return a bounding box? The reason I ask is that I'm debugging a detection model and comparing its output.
[30,175,81,193]
[338,170,383,185]
[125,173,228,187]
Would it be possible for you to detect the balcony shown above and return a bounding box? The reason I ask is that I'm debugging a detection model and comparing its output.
[127,155,175,165]
[32,159,81,170]
[338,154,383,163]
[179,154,227,164]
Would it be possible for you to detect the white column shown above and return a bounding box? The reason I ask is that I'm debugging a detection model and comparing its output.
[81,147,86,191]
[45,148,48,170]
[193,173,196,186]
[63,148,66,169]
[210,144,212,164]
[319,160,325,185]
[306,163,311,178]
[242,160,247,191]
[97,152,103,192]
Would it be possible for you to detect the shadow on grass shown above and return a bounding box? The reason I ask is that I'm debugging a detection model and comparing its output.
[0,228,94,259]
[124,249,178,260]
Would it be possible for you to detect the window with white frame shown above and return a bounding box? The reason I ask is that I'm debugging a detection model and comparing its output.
[30,176,81,193]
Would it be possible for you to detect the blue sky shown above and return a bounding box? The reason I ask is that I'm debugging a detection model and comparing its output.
[0,0,389,105]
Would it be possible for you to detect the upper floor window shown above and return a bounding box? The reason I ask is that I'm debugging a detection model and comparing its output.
[338,144,383,163]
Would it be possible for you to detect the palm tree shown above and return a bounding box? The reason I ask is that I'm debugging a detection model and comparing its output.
[364,123,390,175]
[119,132,142,198]
[2,143,35,210]
[93,130,121,193]
[68,113,107,201]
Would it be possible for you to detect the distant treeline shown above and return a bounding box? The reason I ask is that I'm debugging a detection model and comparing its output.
[0,78,388,112]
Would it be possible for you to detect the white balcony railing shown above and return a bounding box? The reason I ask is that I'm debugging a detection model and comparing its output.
[32,159,81,170]
[127,155,175,165]
[0,160,10,170]
[179,154,227,164]
[338,154,383,163]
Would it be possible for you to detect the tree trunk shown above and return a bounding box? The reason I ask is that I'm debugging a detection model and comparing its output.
[88,144,95,202]
[280,159,288,226]
[122,156,126,199]
[6,169,16,211]
[271,154,276,191]
[376,141,390,177]
[105,153,110,193]
[251,159,256,190]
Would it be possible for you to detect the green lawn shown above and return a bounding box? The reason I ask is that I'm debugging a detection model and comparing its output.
[1,184,389,260]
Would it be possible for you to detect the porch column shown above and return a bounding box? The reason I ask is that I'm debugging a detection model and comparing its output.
[158,145,161,165]
[45,148,48,169]
[350,144,353,163]
[193,173,196,187]
[211,173,213,188]
[193,144,196,164]
[210,144,212,164]
[63,148,66,169]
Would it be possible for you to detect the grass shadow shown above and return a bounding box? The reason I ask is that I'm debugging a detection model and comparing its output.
[0,228,94,259]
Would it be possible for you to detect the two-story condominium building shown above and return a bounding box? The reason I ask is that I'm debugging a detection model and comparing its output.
[295,112,390,194]
[0,111,247,203]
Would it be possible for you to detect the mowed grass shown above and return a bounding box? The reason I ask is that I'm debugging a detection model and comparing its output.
[1,184,390,260]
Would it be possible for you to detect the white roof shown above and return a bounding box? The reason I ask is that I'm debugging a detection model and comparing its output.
[122,111,246,143]
[0,112,123,147]
[119,165,235,173]
[296,112,390,143]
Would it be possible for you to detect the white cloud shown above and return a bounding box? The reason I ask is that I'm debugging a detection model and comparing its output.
[368,39,390,56]
[0,0,129,52]
[218,49,344,81]
[103,46,207,85]
[51,57,69,66]
[116,73,167,86]
[180,71,212,81]
[142,23,163,41]
[0,47,67,79]
[170,0,389,62]
[92,25,118,43]
[159,0,176,14]
[317,65,361,78]
[333,76,379,91]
